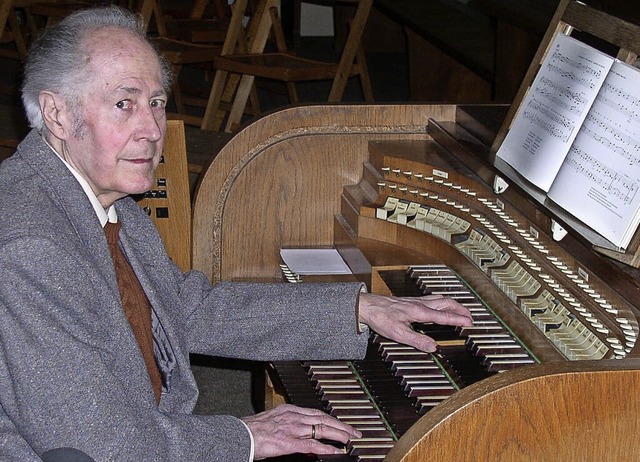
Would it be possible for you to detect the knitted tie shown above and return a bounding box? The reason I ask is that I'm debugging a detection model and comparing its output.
[104,221,162,404]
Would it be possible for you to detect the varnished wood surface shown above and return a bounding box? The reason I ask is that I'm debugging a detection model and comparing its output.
[191,103,458,283]
[136,119,192,271]
[386,358,640,461]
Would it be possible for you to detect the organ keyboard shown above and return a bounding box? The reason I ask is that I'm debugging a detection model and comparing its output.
[272,264,540,461]
[191,1,640,459]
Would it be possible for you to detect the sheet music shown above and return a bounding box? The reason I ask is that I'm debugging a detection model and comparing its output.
[496,33,614,192]
[548,60,640,249]
[279,248,352,275]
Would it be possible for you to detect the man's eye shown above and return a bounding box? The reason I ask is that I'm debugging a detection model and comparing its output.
[116,100,132,109]
[151,99,166,109]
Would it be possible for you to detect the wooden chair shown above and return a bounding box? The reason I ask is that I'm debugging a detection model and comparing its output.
[0,0,11,35]
[136,119,192,272]
[134,0,226,127]
[201,0,374,132]
[26,0,103,34]
[162,0,231,45]
[0,0,28,62]
[191,0,228,21]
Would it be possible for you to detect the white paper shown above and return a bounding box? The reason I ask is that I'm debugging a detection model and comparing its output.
[280,248,352,275]
[497,33,614,192]
[548,60,640,248]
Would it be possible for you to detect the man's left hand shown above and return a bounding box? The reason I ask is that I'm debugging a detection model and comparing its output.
[357,293,473,352]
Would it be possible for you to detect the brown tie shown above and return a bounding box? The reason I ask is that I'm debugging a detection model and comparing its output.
[104,221,163,404]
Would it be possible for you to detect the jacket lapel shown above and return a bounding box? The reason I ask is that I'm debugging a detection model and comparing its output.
[115,205,181,394]
[17,131,119,290]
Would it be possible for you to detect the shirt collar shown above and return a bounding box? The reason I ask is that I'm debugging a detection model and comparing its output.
[43,135,118,227]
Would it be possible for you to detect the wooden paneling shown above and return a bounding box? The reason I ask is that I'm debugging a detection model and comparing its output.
[192,103,457,282]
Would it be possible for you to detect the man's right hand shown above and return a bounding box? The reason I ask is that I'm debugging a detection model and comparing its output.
[242,404,362,460]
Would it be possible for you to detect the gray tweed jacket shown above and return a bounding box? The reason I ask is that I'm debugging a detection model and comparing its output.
[0,130,369,461]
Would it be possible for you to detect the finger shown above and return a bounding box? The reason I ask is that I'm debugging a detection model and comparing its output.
[399,330,439,352]
[311,421,360,444]
[269,404,341,423]
[276,404,326,418]
[420,308,472,327]
[299,413,361,438]
[262,430,347,458]
[410,294,445,301]
[411,299,473,325]
[413,295,469,311]
[291,422,316,440]
[299,438,349,457]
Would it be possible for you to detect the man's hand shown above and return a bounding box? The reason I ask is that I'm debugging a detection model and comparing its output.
[358,293,473,352]
[243,404,362,460]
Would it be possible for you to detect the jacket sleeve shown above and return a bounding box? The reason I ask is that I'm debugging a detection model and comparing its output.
[181,274,371,361]
[119,196,371,364]
[0,236,252,461]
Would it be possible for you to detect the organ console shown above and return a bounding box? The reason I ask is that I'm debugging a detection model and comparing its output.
[191,0,640,460]
[137,119,192,272]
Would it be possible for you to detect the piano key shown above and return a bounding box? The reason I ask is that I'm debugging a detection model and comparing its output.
[274,266,538,462]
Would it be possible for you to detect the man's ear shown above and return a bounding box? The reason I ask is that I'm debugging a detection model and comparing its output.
[39,91,73,140]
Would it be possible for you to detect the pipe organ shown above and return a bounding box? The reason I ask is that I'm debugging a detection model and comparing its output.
[192,101,640,460]
[191,2,640,459]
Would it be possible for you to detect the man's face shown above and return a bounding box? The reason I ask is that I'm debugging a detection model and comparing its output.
[60,28,167,208]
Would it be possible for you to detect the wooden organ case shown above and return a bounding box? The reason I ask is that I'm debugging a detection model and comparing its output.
[191,1,640,460]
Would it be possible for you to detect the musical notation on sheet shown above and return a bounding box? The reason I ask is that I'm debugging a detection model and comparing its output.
[537,76,589,114]
[520,39,607,144]
[496,31,640,248]
[548,61,640,248]
[497,33,613,192]
[581,112,640,166]
[522,99,574,141]
[597,79,640,121]
[563,147,639,208]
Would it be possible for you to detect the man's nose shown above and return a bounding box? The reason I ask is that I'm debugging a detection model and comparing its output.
[138,106,163,142]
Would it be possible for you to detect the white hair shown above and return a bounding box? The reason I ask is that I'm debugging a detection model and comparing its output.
[21,6,173,132]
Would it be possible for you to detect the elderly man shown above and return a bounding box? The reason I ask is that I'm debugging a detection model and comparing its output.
[0,6,472,461]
